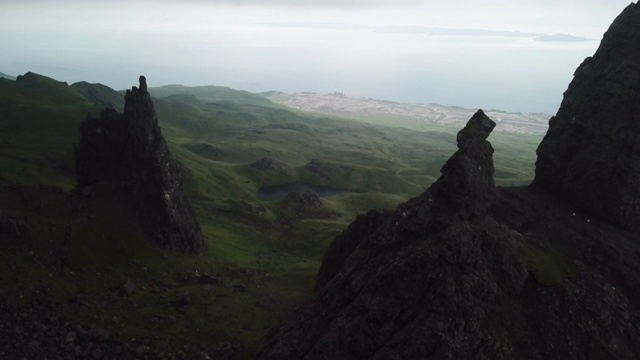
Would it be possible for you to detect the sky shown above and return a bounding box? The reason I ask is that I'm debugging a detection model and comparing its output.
[0,0,635,113]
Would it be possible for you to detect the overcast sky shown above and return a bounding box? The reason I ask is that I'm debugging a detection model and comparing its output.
[0,0,635,112]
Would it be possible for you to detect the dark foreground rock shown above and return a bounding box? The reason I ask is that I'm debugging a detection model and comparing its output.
[534,2,640,232]
[314,209,389,292]
[0,295,194,360]
[74,76,203,254]
[258,111,640,358]
[0,209,25,237]
[259,111,531,359]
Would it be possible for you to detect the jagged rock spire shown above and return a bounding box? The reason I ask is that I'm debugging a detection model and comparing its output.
[74,76,203,254]
[534,3,640,231]
[138,75,147,92]
[259,111,528,359]
[432,109,496,220]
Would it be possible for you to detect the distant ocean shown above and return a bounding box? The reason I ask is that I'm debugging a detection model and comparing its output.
[3,26,599,114]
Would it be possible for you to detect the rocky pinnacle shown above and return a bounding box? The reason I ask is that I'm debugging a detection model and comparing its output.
[74,76,203,254]
[258,111,531,359]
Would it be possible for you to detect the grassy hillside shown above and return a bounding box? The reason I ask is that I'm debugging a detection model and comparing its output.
[149,84,274,107]
[70,81,125,110]
[0,72,541,357]
[268,93,541,187]
[0,74,104,189]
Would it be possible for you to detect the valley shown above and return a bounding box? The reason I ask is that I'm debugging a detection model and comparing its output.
[2,2,640,359]
[0,71,541,358]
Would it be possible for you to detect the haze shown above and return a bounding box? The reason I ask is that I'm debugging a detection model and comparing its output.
[0,0,633,112]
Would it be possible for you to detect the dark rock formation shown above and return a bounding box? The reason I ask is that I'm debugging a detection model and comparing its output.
[0,296,191,359]
[314,209,388,291]
[259,111,533,359]
[259,6,640,357]
[0,210,25,237]
[534,3,640,231]
[74,76,203,254]
[433,110,496,220]
[259,97,640,358]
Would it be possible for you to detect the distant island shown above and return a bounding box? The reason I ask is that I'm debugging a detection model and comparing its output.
[533,33,592,42]
[268,22,593,42]
[378,26,591,42]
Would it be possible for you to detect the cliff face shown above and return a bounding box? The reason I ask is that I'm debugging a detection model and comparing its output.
[258,4,640,359]
[259,112,533,359]
[74,76,203,254]
[534,3,640,231]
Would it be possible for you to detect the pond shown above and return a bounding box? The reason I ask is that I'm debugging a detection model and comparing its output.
[257,182,346,201]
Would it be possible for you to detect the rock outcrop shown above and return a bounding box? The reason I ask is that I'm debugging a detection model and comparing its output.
[0,209,25,238]
[313,209,388,292]
[534,2,640,231]
[260,115,640,360]
[74,76,203,254]
[259,111,534,359]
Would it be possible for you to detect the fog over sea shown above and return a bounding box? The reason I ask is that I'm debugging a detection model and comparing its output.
[1,1,625,114]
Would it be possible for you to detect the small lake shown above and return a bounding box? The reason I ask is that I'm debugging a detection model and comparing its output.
[257,182,346,201]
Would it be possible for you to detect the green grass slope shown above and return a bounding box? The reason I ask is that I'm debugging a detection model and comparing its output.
[149,84,274,107]
[70,81,125,110]
[0,74,104,189]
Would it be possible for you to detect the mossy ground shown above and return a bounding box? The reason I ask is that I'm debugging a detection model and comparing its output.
[518,245,579,286]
